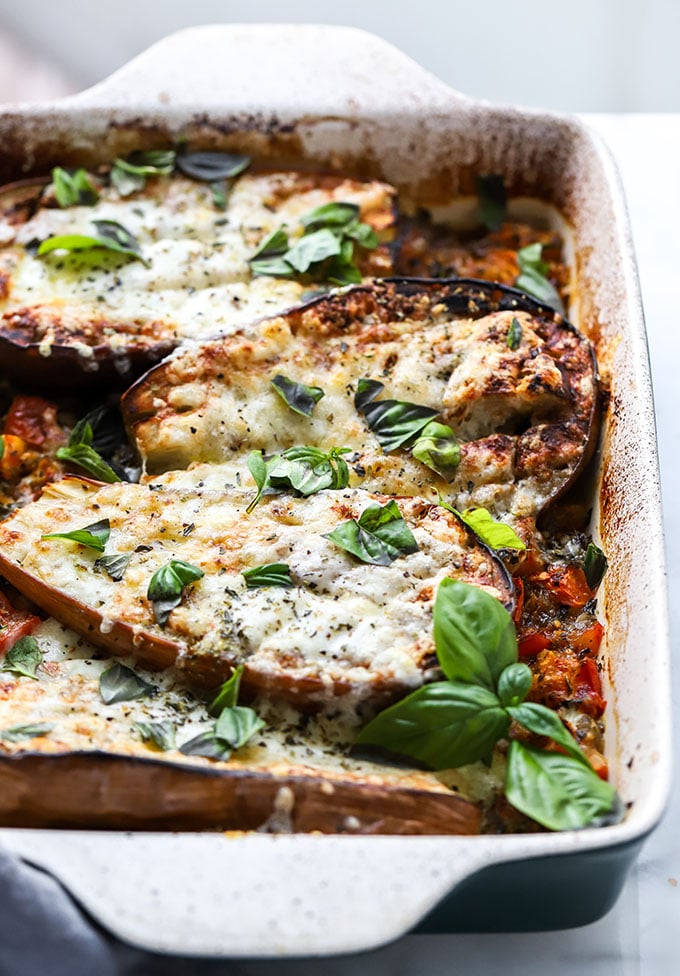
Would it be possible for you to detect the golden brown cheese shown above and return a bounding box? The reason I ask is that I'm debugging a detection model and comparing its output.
[125,280,597,522]
[0,477,512,706]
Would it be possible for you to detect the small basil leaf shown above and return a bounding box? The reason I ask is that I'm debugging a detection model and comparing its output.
[505,740,621,831]
[179,730,232,761]
[170,560,205,587]
[249,256,296,278]
[208,665,244,717]
[271,374,325,417]
[52,167,99,208]
[176,151,250,181]
[497,662,533,707]
[584,542,608,590]
[42,518,110,552]
[354,378,385,411]
[0,722,53,742]
[67,418,93,447]
[151,597,181,627]
[506,701,589,765]
[285,228,341,273]
[55,443,122,483]
[0,637,42,680]
[211,181,227,210]
[246,451,271,514]
[411,421,460,479]
[114,150,176,176]
[475,174,507,232]
[250,228,290,262]
[455,507,526,551]
[324,500,419,566]
[215,705,265,749]
[354,381,439,452]
[246,446,350,512]
[507,316,522,350]
[433,578,517,691]
[94,553,131,581]
[356,681,509,769]
[111,166,145,196]
[147,560,204,626]
[99,663,155,704]
[92,219,143,254]
[133,720,176,751]
[516,244,564,315]
[242,563,294,589]
[301,201,360,229]
[37,221,149,267]
[344,219,379,249]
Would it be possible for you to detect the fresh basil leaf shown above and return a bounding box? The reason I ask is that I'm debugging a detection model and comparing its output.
[505,740,621,831]
[454,507,526,551]
[37,219,149,267]
[507,701,588,765]
[114,150,176,176]
[249,256,297,278]
[99,663,155,704]
[301,201,360,229]
[0,722,53,742]
[208,664,244,717]
[52,167,99,207]
[242,563,294,589]
[133,720,176,751]
[516,243,565,315]
[433,578,517,691]
[475,174,507,232]
[507,316,522,350]
[250,228,290,262]
[147,559,204,626]
[215,705,265,749]
[271,374,325,417]
[354,378,439,452]
[326,255,363,286]
[497,662,533,707]
[324,499,419,566]
[343,219,379,249]
[411,421,460,479]
[0,637,42,680]
[246,446,350,513]
[94,552,131,581]
[179,730,232,761]
[42,518,110,552]
[356,681,509,769]
[55,443,122,483]
[584,542,608,590]
[285,228,342,273]
[176,151,250,181]
[211,181,227,210]
[111,166,145,197]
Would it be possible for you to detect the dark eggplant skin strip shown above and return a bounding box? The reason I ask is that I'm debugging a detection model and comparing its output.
[0,751,481,834]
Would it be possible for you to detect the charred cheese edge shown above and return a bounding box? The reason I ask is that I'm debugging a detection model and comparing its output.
[125,281,597,521]
[0,478,512,704]
[0,171,396,366]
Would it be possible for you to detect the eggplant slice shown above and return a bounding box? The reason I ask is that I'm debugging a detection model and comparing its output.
[0,171,396,389]
[125,278,598,522]
[0,477,513,706]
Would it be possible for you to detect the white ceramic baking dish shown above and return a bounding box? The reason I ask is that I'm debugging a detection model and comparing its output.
[0,24,671,957]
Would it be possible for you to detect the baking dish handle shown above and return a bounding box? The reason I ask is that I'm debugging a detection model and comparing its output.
[68,23,472,116]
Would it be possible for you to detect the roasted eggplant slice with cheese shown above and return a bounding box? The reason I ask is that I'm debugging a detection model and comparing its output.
[0,170,396,389]
[0,477,513,706]
[125,278,598,522]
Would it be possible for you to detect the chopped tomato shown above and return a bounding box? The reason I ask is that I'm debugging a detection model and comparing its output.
[518,631,552,659]
[512,577,524,627]
[584,748,610,781]
[0,592,41,654]
[4,396,65,450]
[0,434,26,480]
[573,658,606,717]
[529,565,593,608]
[571,621,604,656]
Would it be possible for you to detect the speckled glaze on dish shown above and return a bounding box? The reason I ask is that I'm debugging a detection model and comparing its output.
[0,24,671,957]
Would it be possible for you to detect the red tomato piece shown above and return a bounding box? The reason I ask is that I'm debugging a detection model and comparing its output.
[518,631,552,659]
[530,565,593,608]
[0,592,41,654]
[4,396,64,450]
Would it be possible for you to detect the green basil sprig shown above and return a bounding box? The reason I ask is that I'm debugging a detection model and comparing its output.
[248,200,378,286]
[37,219,149,267]
[147,559,205,627]
[0,637,43,680]
[242,563,294,589]
[133,720,176,751]
[0,722,53,742]
[99,663,155,704]
[475,174,507,232]
[51,167,99,208]
[246,446,351,514]
[181,663,264,761]
[42,518,110,552]
[356,579,621,832]
[94,553,131,581]
[271,375,325,417]
[324,499,419,566]
[515,243,565,315]
[506,316,522,350]
[56,418,122,483]
[442,503,526,551]
[584,542,608,590]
